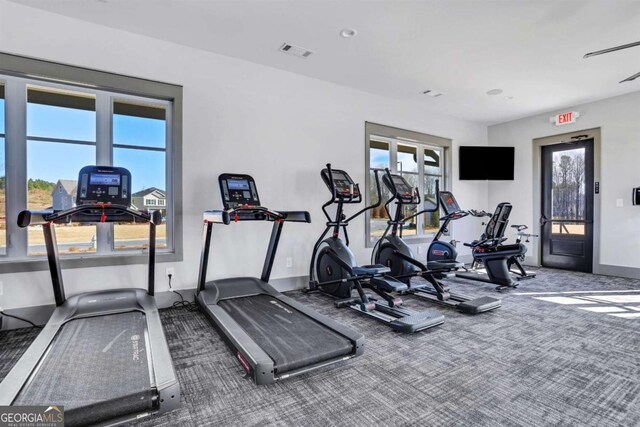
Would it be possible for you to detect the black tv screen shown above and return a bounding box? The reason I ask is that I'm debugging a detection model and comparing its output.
[459,146,514,180]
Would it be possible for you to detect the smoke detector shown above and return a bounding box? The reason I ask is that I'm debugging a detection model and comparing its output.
[279,43,313,58]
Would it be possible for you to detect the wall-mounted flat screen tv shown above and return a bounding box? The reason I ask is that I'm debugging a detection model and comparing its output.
[459,146,515,180]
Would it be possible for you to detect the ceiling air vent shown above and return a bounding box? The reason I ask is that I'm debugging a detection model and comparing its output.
[422,90,443,98]
[279,43,313,58]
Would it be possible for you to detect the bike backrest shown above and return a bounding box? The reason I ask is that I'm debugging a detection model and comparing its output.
[483,202,512,239]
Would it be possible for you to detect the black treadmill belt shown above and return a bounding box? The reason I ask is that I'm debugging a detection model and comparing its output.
[14,311,155,426]
[218,295,353,374]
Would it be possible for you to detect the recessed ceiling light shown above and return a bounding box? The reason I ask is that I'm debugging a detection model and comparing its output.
[504,96,513,100]
[340,28,358,38]
[486,88,503,96]
[422,90,443,97]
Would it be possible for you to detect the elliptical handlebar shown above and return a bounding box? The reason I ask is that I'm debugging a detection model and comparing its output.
[468,209,491,218]
[441,211,470,221]
[403,179,440,222]
[379,167,441,224]
[343,166,382,223]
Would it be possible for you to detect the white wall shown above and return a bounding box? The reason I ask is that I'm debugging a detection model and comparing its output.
[0,0,488,311]
[488,91,640,270]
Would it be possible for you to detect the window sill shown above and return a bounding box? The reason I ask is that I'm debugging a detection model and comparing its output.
[0,250,182,274]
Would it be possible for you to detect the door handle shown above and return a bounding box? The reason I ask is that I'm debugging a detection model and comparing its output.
[539,214,549,226]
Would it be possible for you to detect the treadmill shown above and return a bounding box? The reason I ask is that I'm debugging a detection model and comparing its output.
[196,173,365,385]
[0,166,180,426]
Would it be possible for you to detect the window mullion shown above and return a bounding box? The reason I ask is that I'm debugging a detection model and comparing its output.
[389,141,398,224]
[390,140,398,173]
[164,106,174,252]
[417,144,424,236]
[95,93,112,254]
[5,79,28,258]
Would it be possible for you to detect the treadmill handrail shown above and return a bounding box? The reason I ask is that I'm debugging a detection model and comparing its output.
[203,207,311,225]
[18,203,159,303]
[17,204,158,227]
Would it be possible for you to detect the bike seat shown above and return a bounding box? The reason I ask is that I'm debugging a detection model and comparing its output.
[511,224,528,232]
[352,264,391,276]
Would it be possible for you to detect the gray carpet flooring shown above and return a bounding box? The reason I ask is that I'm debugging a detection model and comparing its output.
[2,268,640,426]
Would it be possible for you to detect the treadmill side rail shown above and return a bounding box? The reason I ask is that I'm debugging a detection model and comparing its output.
[137,292,181,412]
[197,278,365,385]
[196,292,276,384]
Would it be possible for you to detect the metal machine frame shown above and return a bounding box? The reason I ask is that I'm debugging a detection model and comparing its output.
[0,175,180,426]
[196,174,364,385]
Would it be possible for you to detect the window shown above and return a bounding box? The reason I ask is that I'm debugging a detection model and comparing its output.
[0,53,182,272]
[113,101,167,251]
[365,122,450,246]
[26,87,97,255]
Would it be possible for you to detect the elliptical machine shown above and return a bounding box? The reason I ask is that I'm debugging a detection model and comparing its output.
[428,191,535,290]
[371,169,501,314]
[308,164,445,333]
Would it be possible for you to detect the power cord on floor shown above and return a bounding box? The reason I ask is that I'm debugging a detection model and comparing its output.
[0,310,43,329]
[168,274,198,312]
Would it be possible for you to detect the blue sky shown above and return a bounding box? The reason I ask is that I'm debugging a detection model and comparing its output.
[370,146,418,173]
[19,103,166,192]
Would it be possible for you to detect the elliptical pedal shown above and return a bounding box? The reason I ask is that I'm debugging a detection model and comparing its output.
[456,296,502,314]
[388,310,445,333]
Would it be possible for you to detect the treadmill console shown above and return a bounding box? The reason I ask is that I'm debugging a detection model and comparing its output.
[383,173,415,202]
[219,173,260,209]
[321,168,360,200]
[77,165,131,206]
[439,191,462,215]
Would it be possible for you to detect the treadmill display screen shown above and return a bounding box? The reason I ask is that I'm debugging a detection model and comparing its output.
[227,179,250,190]
[76,165,132,208]
[219,174,260,209]
[90,173,121,186]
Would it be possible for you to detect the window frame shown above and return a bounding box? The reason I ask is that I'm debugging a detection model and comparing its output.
[365,122,451,247]
[0,52,183,273]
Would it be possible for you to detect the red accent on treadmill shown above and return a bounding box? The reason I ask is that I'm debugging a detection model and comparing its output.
[236,352,252,374]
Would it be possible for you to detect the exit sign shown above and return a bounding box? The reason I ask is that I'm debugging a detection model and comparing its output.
[550,111,580,126]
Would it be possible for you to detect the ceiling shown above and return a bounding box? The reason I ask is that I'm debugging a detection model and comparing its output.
[11,0,640,124]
